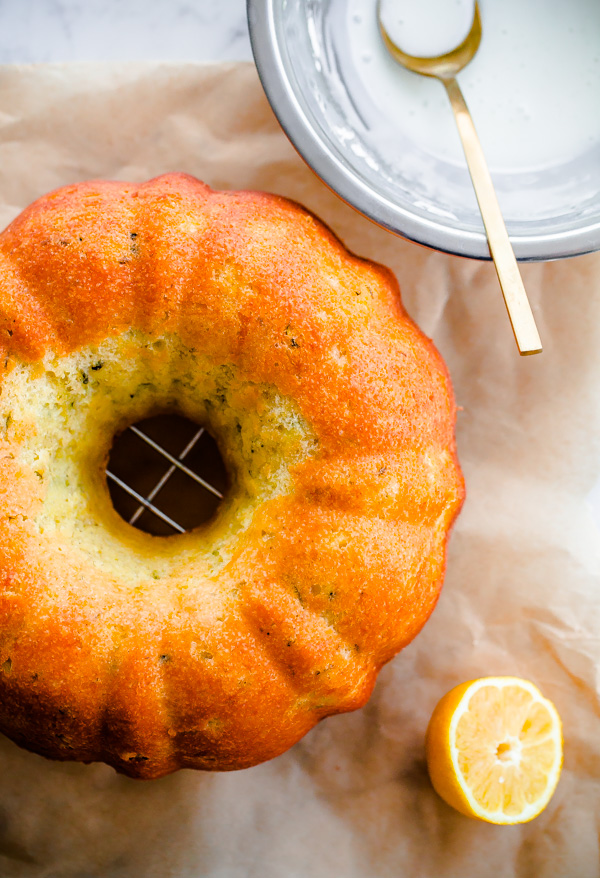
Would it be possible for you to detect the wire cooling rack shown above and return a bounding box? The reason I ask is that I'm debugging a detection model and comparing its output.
[105,415,227,536]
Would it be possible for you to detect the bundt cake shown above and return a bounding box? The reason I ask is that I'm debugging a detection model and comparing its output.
[0,173,464,778]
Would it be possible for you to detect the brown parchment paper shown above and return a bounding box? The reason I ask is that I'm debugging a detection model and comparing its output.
[0,61,599,878]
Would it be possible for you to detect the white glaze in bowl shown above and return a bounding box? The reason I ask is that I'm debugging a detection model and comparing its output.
[248,0,600,260]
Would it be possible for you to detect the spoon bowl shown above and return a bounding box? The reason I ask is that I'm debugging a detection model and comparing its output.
[379,2,482,79]
[377,0,542,355]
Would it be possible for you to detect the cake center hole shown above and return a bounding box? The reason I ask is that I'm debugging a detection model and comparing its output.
[106,414,228,536]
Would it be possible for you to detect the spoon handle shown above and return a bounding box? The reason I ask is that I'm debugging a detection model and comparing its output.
[443,76,542,356]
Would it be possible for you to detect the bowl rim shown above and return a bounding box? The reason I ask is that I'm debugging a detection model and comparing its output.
[247,0,600,262]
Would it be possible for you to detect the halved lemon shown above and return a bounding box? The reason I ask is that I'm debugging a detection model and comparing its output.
[425,677,563,824]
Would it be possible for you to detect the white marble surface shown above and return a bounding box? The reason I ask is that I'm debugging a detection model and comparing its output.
[0,0,252,63]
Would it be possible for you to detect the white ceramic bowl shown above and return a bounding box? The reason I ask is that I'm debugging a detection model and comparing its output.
[248,0,600,261]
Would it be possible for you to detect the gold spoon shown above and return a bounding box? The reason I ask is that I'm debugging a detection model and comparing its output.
[378,1,542,355]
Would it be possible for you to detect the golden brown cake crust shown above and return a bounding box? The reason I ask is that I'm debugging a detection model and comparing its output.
[0,174,464,778]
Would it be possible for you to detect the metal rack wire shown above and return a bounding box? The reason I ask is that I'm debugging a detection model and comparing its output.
[106,418,225,536]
